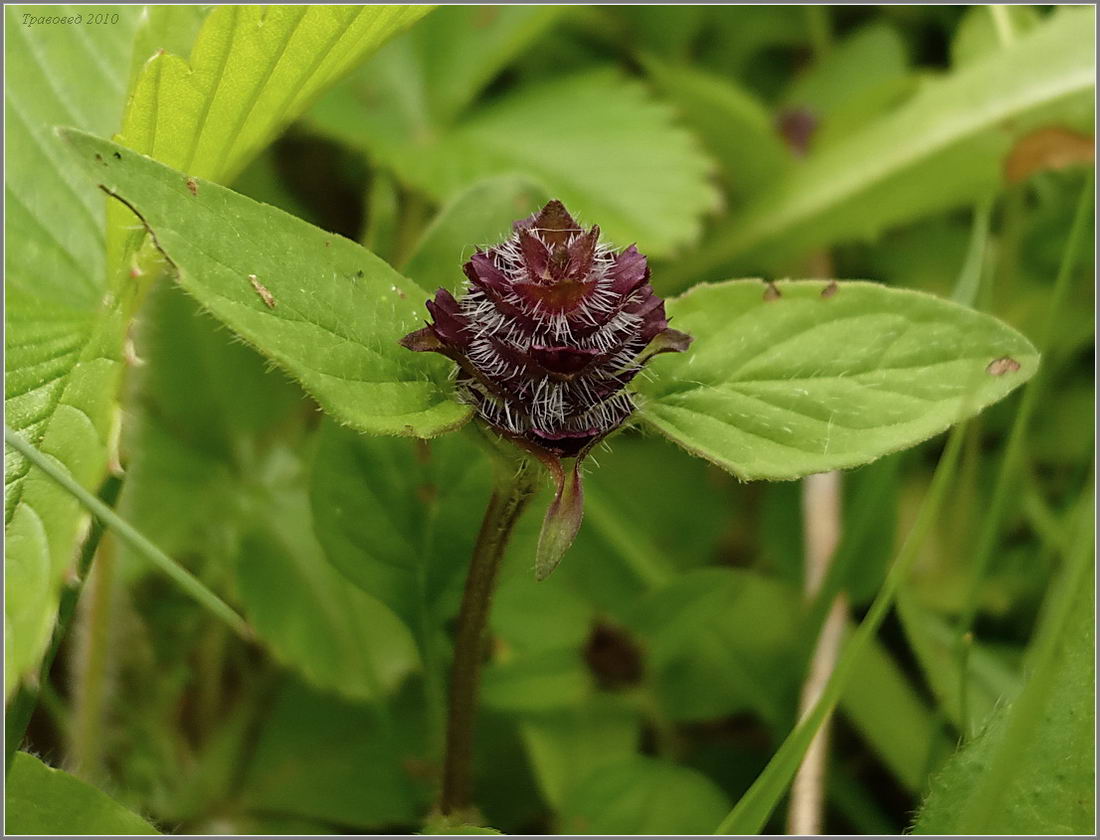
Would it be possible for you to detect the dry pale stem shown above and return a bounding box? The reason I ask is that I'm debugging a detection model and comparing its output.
[788,470,847,835]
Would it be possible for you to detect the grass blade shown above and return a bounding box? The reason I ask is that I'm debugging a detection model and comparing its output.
[4,427,250,640]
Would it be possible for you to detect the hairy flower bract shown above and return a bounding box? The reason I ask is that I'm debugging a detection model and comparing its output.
[402,200,691,458]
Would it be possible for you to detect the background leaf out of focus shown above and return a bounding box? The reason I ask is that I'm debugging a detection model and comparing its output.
[4,4,1095,835]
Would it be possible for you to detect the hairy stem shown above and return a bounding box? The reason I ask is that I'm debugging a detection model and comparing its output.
[439,461,535,816]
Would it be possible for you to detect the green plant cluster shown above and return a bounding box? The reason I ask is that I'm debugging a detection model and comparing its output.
[4,5,1094,835]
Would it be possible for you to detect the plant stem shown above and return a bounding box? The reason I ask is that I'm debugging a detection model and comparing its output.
[439,462,535,816]
[787,471,845,835]
[715,421,968,835]
[70,531,117,779]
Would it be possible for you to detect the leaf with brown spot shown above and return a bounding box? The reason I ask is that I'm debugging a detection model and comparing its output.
[1004,126,1095,184]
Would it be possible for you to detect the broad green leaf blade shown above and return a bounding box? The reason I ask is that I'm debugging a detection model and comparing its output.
[118,283,417,701]
[309,419,490,631]
[419,69,719,256]
[61,129,470,437]
[402,176,551,297]
[641,56,791,199]
[3,5,142,699]
[624,569,800,728]
[235,481,420,703]
[6,751,159,834]
[558,756,731,835]
[109,4,433,274]
[240,679,433,829]
[637,280,1037,481]
[779,22,912,150]
[519,698,643,809]
[118,4,434,183]
[116,283,304,561]
[951,5,1041,68]
[373,5,568,125]
[912,506,1095,834]
[126,4,210,90]
[311,62,720,257]
[664,6,1094,284]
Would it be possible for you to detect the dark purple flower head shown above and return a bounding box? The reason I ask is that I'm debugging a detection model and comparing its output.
[402,200,691,579]
[402,200,691,459]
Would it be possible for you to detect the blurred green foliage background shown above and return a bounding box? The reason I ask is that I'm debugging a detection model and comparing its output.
[5,4,1094,835]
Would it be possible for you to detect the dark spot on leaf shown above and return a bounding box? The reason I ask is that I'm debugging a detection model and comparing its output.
[186,177,198,196]
[776,107,818,156]
[392,285,407,299]
[417,483,438,505]
[821,280,839,299]
[356,269,365,279]
[94,153,104,164]
[112,151,122,160]
[763,282,781,301]
[583,620,645,690]
[987,356,1021,376]
[324,240,331,248]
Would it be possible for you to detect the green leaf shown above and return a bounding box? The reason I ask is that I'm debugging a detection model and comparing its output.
[637,280,1037,481]
[310,25,720,257]
[117,282,304,562]
[376,5,568,125]
[4,5,142,698]
[664,7,1095,283]
[779,22,912,149]
[912,503,1095,834]
[309,419,489,632]
[240,678,433,829]
[118,4,433,183]
[519,697,642,809]
[126,5,210,90]
[951,5,1041,68]
[625,569,800,727]
[119,282,416,702]
[401,175,551,296]
[235,477,420,703]
[421,820,504,836]
[896,593,1020,737]
[558,756,730,835]
[482,648,590,713]
[840,622,946,792]
[641,57,790,199]
[6,751,159,834]
[61,128,470,437]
